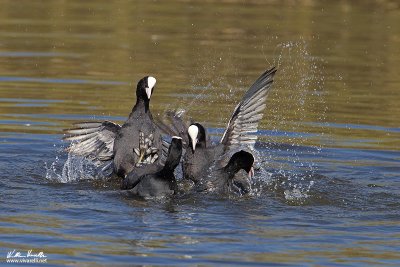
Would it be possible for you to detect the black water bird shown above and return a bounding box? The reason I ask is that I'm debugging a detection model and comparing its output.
[63,76,163,177]
[182,67,277,183]
[182,122,213,182]
[121,136,183,198]
[196,150,255,194]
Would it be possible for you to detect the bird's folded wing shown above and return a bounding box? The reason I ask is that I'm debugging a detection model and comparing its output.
[155,109,191,147]
[63,121,121,162]
[220,67,277,150]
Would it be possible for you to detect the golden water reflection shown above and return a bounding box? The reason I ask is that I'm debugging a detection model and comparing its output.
[0,0,399,150]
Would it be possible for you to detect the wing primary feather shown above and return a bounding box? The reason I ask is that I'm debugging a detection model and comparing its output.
[63,120,121,162]
[220,67,276,150]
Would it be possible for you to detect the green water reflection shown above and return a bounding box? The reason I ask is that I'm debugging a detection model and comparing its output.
[0,0,399,150]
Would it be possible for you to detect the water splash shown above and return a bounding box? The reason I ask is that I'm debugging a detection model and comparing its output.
[245,39,328,201]
[46,39,327,201]
[45,144,112,183]
[283,179,315,204]
[156,39,327,201]
[268,40,325,180]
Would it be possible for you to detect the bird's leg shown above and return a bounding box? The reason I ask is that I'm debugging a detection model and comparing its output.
[137,150,145,164]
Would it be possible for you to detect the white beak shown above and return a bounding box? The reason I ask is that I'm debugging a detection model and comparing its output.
[146,76,156,100]
[191,138,197,151]
[145,87,152,100]
[188,125,199,152]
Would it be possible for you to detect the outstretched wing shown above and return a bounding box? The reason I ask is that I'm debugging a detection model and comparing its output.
[63,121,121,162]
[220,67,277,150]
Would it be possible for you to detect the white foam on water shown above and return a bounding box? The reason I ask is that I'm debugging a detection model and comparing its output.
[45,143,112,183]
[284,180,315,203]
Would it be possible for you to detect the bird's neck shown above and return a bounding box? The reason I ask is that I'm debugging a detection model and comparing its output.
[160,154,178,176]
[196,139,206,149]
[159,165,175,178]
[130,99,151,119]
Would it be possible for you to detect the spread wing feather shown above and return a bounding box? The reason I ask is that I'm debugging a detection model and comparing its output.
[220,67,277,150]
[63,121,121,162]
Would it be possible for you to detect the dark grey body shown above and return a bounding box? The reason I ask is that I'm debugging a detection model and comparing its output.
[182,144,224,183]
[121,137,183,198]
[196,169,251,195]
[182,142,251,191]
[113,101,162,177]
[181,68,276,186]
[63,76,162,178]
[121,162,162,189]
[195,150,254,194]
[195,168,230,193]
[181,128,254,194]
[128,171,177,198]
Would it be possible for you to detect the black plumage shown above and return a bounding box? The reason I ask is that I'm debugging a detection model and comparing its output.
[121,137,183,198]
[196,150,255,194]
[182,67,277,183]
[63,76,163,177]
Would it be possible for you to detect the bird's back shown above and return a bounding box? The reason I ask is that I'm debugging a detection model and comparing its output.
[182,144,223,183]
[131,172,177,198]
[113,115,162,177]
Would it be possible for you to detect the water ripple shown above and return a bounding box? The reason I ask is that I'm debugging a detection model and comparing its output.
[0,51,81,58]
[0,76,127,85]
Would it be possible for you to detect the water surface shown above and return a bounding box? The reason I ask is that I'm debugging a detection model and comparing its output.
[1,1,400,266]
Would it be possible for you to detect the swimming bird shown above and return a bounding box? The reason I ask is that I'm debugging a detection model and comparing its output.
[121,136,183,198]
[63,76,163,177]
[196,150,255,194]
[182,67,277,183]
[182,123,216,183]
